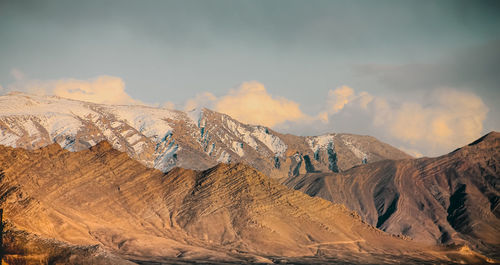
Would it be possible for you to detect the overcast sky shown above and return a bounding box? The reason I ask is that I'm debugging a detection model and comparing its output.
[1,0,499,157]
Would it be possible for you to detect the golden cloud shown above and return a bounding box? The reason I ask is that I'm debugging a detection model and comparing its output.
[214,81,306,127]
[325,86,489,156]
[11,75,143,105]
[326,85,355,114]
[374,89,488,155]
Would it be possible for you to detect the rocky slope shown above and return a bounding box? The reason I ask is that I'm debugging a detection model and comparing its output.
[0,141,487,264]
[0,92,411,179]
[285,132,500,258]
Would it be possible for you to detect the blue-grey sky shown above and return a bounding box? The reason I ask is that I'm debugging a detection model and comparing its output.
[1,0,499,156]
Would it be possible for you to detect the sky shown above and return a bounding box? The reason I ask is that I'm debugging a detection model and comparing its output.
[1,0,499,157]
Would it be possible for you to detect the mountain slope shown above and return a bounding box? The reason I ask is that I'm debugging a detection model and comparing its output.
[285,132,500,258]
[0,92,411,179]
[0,141,485,264]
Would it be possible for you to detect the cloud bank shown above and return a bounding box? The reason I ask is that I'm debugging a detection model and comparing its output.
[7,74,142,105]
[327,88,488,156]
[381,89,488,154]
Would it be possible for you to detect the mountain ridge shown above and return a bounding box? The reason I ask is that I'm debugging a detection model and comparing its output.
[285,131,500,258]
[0,140,490,264]
[0,92,411,180]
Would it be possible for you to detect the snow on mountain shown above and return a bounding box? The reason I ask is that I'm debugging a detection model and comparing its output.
[250,126,287,157]
[0,92,411,176]
[0,92,185,171]
[340,134,368,160]
[307,134,335,156]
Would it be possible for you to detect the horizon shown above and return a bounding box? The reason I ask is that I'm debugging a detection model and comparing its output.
[1,0,499,157]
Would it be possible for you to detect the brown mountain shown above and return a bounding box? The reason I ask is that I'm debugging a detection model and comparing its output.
[285,132,500,258]
[0,141,489,264]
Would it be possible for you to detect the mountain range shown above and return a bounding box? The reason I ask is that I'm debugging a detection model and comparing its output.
[0,140,493,264]
[0,92,410,179]
[0,92,498,264]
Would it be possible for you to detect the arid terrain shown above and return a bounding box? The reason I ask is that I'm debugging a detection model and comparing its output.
[0,140,496,264]
[286,132,500,259]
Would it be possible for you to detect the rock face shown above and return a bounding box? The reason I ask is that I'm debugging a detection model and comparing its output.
[0,92,411,179]
[0,142,486,264]
[1,228,134,265]
[285,132,500,258]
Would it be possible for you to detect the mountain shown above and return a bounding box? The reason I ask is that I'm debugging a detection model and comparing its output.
[0,141,490,264]
[285,132,500,258]
[0,92,411,180]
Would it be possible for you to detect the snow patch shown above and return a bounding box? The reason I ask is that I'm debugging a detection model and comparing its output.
[23,120,39,137]
[0,133,19,147]
[307,134,335,154]
[186,108,204,127]
[231,141,244,157]
[341,136,367,159]
[153,139,178,172]
[109,106,176,140]
[251,127,287,157]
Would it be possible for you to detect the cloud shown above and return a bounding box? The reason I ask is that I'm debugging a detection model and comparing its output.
[326,86,374,114]
[184,92,217,111]
[380,89,488,153]
[329,87,489,156]
[214,81,306,127]
[326,85,355,114]
[354,40,500,97]
[318,86,374,123]
[8,75,143,105]
[183,81,307,127]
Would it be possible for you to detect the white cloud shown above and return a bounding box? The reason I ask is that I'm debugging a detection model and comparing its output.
[214,81,307,127]
[326,85,355,114]
[380,89,488,154]
[320,86,374,123]
[183,81,308,127]
[326,87,489,156]
[8,75,144,105]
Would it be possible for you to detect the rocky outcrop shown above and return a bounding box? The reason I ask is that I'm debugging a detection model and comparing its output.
[1,227,134,265]
[285,132,500,258]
